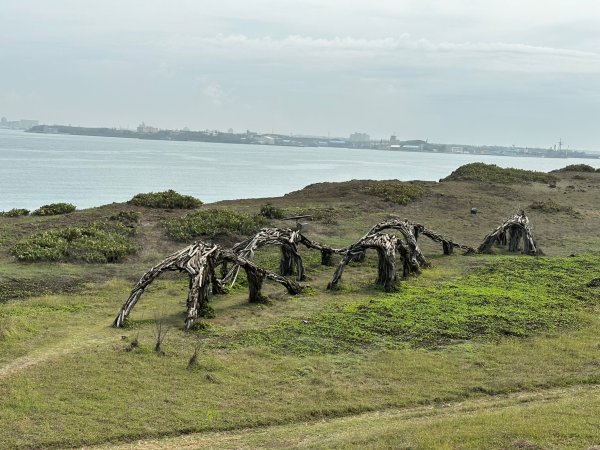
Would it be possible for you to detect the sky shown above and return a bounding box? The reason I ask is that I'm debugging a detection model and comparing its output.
[1,0,600,149]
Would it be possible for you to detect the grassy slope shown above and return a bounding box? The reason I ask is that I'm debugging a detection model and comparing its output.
[1,171,600,449]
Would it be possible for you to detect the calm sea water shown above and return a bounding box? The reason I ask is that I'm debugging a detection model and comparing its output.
[1,128,599,210]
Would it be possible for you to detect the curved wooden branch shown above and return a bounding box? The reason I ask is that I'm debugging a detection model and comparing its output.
[114,241,304,329]
[478,211,539,255]
[327,233,401,292]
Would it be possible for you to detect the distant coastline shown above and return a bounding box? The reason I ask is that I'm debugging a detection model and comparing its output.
[26,124,599,159]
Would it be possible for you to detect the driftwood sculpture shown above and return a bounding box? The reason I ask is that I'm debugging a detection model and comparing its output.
[225,228,340,284]
[114,241,302,330]
[328,218,474,292]
[328,232,403,292]
[478,211,539,255]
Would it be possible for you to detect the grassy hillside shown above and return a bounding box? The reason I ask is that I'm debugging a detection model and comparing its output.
[1,166,600,449]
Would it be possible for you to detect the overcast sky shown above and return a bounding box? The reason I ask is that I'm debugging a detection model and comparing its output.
[2,0,600,149]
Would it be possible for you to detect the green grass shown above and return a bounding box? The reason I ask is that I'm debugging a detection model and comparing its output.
[234,255,599,353]
[442,163,558,184]
[163,208,268,241]
[128,190,202,209]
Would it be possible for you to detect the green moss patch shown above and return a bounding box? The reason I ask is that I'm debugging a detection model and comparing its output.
[236,255,600,354]
[529,200,577,215]
[555,164,598,173]
[442,163,558,184]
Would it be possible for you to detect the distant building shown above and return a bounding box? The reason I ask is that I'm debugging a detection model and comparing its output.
[256,135,276,145]
[0,118,39,130]
[137,122,159,133]
[349,132,370,143]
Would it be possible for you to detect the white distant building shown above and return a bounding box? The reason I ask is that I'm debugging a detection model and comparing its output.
[137,122,159,133]
[349,132,370,143]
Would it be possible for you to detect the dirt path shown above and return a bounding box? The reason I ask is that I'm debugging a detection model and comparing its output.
[0,327,112,380]
[82,382,600,450]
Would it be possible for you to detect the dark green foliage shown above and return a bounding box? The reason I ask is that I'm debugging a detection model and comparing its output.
[10,222,136,263]
[109,211,141,227]
[442,163,558,184]
[366,181,425,205]
[529,200,576,215]
[31,203,76,216]
[236,255,600,354]
[128,190,202,209]
[0,208,29,217]
[260,203,285,219]
[163,209,268,241]
[555,164,597,173]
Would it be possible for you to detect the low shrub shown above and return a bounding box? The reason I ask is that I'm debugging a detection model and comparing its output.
[109,211,141,226]
[259,203,285,219]
[128,190,202,209]
[31,203,76,216]
[0,208,29,217]
[163,209,268,241]
[555,164,597,173]
[529,200,576,215]
[442,163,558,184]
[11,222,136,263]
[366,181,425,205]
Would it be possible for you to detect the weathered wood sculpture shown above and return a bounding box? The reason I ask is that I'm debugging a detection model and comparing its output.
[328,218,474,292]
[114,241,302,330]
[225,228,340,284]
[477,210,539,255]
[327,232,402,292]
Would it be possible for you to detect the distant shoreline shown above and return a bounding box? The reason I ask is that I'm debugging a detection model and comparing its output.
[26,125,599,160]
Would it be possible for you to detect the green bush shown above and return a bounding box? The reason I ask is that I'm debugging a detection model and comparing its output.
[128,190,202,209]
[0,208,29,217]
[10,222,136,263]
[31,203,76,216]
[442,163,558,184]
[259,203,285,219]
[163,209,268,241]
[109,211,141,226]
[555,164,597,173]
[529,200,575,214]
[366,182,425,205]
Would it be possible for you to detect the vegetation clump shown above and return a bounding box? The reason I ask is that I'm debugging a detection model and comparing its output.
[31,203,76,216]
[366,181,425,205]
[0,208,30,217]
[10,222,136,263]
[529,200,576,215]
[555,164,598,173]
[163,209,268,241]
[442,163,558,184]
[128,189,202,209]
[260,203,285,219]
[109,210,141,227]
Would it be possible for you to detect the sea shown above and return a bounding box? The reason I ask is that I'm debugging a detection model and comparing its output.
[1,128,599,211]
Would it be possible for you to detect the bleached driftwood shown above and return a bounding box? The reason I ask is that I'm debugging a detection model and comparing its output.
[225,228,341,284]
[113,241,302,330]
[477,210,539,255]
[327,232,403,292]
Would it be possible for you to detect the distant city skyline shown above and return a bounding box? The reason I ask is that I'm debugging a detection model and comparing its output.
[2,1,600,149]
